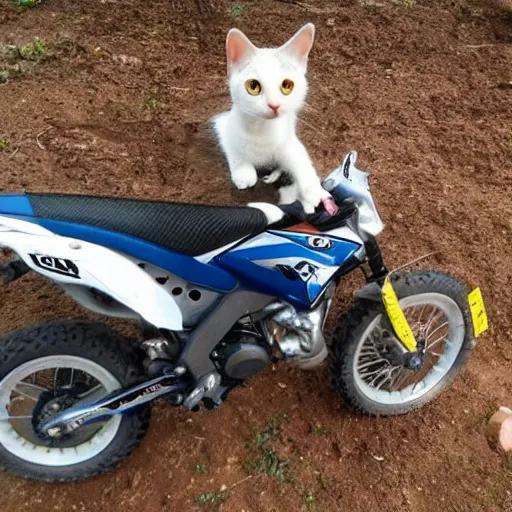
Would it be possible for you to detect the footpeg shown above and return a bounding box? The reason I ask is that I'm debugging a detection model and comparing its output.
[183,372,221,410]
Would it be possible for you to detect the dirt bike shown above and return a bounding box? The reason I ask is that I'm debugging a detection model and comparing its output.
[0,151,487,481]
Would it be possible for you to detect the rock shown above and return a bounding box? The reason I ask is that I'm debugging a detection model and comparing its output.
[112,54,143,66]
[486,407,512,452]
[326,18,335,27]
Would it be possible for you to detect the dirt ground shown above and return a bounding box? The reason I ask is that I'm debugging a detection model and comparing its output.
[0,0,511,510]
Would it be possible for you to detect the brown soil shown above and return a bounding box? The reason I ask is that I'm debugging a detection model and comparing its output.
[1,0,512,511]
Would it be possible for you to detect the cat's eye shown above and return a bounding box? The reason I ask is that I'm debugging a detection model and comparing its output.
[245,79,262,96]
[280,79,294,95]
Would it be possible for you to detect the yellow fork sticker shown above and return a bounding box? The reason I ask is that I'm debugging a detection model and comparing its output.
[381,275,417,352]
[468,287,488,337]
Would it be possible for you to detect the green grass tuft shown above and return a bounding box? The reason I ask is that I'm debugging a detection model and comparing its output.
[197,491,227,505]
[19,38,48,61]
[194,462,209,475]
[245,448,289,481]
[304,492,317,512]
[251,415,287,448]
[231,2,248,17]
[143,98,165,109]
[0,65,22,83]
[11,0,38,12]
[0,137,10,151]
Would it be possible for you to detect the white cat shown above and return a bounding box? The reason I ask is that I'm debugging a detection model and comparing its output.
[213,23,333,215]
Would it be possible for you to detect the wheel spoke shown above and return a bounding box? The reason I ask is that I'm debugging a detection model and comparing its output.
[54,368,75,391]
[424,310,444,335]
[14,382,46,401]
[357,358,388,371]
[426,321,448,341]
[388,367,404,391]
[416,304,427,324]
[368,367,389,387]
[0,415,32,421]
[427,334,448,350]
[375,370,393,391]
[360,367,386,379]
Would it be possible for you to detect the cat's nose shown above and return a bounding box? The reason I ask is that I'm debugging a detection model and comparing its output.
[268,104,281,114]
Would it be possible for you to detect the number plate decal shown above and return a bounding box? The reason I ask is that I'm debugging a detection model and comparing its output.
[382,275,417,352]
[468,287,488,337]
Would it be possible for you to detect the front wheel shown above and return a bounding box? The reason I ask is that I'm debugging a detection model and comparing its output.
[329,271,475,416]
[0,321,150,481]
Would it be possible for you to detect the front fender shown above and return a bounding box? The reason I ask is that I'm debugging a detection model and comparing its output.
[354,281,383,304]
[0,216,183,330]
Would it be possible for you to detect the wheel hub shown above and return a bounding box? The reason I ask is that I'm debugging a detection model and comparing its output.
[379,330,427,371]
[31,390,78,443]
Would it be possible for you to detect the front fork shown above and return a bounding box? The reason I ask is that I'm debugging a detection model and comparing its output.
[361,237,422,362]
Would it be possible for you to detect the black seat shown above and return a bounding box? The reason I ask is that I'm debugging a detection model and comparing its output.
[27,193,268,257]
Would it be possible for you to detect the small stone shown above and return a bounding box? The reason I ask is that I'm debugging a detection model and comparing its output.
[113,54,142,66]
[396,213,403,220]
[326,18,335,27]
[278,382,287,389]
[220,484,228,492]
[486,407,512,452]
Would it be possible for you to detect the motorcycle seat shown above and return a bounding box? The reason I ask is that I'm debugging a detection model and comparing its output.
[0,193,269,257]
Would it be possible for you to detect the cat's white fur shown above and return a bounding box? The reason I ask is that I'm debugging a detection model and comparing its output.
[214,23,330,214]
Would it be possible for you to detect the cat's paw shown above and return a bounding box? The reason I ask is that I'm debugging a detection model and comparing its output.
[262,170,282,184]
[299,184,328,213]
[231,165,258,190]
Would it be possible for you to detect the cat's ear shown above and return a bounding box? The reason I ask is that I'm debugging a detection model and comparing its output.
[226,28,257,76]
[279,23,315,68]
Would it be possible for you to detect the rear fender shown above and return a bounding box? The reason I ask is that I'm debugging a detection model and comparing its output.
[0,215,183,330]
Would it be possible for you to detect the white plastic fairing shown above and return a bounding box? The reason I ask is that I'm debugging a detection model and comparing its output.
[322,151,384,237]
[0,216,183,331]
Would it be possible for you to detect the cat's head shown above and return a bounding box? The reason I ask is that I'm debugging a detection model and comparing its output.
[225,24,315,120]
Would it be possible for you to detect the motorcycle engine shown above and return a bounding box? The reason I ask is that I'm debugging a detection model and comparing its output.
[212,331,270,381]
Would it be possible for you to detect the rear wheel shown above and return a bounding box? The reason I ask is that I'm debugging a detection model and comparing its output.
[0,321,150,481]
[329,272,475,416]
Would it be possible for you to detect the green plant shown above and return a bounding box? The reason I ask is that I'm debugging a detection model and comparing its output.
[304,492,316,512]
[11,0,37,12]
[245,448,288,481]
[0,137,10,151]
[197,492,227,505]
[19,38,48,60]
[251,415,287,448]
[143,98,164,109]
[0,65,22,83]
[194,462,209,474]
[231,2,247,17]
